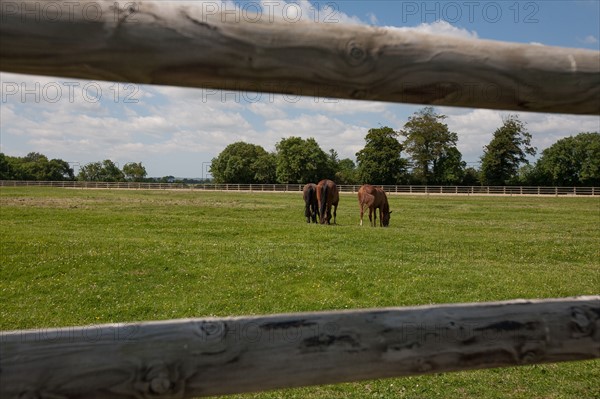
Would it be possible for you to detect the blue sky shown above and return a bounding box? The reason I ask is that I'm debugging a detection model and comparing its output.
[1,0,599,178]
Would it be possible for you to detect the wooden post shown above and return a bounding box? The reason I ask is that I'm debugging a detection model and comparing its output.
[0,1,598,115]
[1,297,599,398]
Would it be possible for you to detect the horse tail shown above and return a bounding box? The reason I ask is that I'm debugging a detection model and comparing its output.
[303,187,311,219]
[304,199,311,219]
[319,182,329,223]
[309,185,318,222]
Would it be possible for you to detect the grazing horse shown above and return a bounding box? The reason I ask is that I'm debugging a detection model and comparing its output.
[316,179,339,225]
[358,184,392,227]
[302,183,318,223]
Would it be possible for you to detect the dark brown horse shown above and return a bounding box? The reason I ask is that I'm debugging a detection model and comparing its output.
[302,183,318,223]
[316,179,339,225]
[358,184,391,227]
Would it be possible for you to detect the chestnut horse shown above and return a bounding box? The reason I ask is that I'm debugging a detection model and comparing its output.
[358,184,391,227]
[302,183,318,223]
[316,179,339,225]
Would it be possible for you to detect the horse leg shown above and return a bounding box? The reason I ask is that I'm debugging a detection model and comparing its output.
[360,204,364,226]
[368,207,373,226]
[379,208,383,227]
[373,207,377,227]
[333,204,337,224]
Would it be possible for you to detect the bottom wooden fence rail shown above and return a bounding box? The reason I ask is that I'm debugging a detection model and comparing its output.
[1,296,599,398]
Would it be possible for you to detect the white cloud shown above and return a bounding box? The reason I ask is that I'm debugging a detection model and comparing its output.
[179,0,364,25]
[269,0,364,24]
[367,12,378,25]
[439,107,600,163]
[4,67,598,176]
[441,108,504,161]
[579,35,599,44]
[265,114,366,159]
[248,102,287,119]
[0,72,260,170]
[522,113,600,152]
[386,20,479,40]
[287,98,389,115]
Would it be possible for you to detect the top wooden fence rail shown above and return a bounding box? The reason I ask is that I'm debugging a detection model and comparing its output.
[1,180,598,196]
[1,1,599,115]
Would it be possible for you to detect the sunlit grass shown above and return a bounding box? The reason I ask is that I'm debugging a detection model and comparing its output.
[1,187,598,398]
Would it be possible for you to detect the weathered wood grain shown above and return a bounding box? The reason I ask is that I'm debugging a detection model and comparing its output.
[2,296,599,398]
[0,1,598,114]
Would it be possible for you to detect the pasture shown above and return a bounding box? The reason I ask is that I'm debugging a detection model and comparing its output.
[1,187,598,398]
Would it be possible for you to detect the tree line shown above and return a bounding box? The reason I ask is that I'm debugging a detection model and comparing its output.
[0,154,213,184]
[0,154,151,182]
[211,107,600,186]
[1,107,598,186]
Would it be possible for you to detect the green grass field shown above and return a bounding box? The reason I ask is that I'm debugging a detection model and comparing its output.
[1,187,599,398]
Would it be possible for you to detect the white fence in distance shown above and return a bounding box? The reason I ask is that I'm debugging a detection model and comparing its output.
[0,180,598,196]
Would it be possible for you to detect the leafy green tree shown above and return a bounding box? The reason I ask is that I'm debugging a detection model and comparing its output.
[3,155,25,179]
[0,152,73,180]
[433,147,466,185]
[78,160,124,182]
[513,164,545,186]
[400,107,459,184]
[252,152,277,184]
[335,158,359,185]
[20,152,49,180]
[123,162,148,182]
[210,142,275,184]
[46,158,75,181]
[535,132,600,186]
[275,137,333,183]
[461,166,481,186]
[0,153,15,180]
[356,126,407,184]
[327,149,339,174]
[101,160,124,182]
[78,162,103,181]
[480,115,536,185]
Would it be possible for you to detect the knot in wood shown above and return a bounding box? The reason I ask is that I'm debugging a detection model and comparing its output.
[138,362,179,398]
[350,46,365,60]
[150,375,172,395]
[193,320,227,341]
[570,307,594,338]
[351,89,368,100]
[345,40,367,66]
